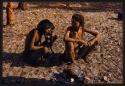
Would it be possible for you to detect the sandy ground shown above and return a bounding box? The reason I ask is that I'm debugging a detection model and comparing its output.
[2,2,123,84]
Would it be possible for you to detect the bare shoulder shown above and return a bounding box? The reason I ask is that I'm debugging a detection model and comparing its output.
[31,29,39,38]
[34,29,38,34]
[67,26,72,31]
[64,26,72,36]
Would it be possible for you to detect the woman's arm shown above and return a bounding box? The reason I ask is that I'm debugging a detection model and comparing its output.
[84,28,100,45]
[30,31,44,51]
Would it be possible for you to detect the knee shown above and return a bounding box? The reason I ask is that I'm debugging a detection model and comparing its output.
[42,47,45,52]
[38,47,46,53]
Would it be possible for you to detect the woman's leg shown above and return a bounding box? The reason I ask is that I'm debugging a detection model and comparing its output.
[30,48,45,62]
[66,42,76,63]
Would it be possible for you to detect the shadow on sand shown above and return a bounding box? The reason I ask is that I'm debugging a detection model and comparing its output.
[3,52,66,67]
[2,76,85,85]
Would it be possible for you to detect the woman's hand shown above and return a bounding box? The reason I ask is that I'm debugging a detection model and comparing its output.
[87,39,97,46]
[88,41,94,46]
[78,39,88,46]
[88,37,100,46]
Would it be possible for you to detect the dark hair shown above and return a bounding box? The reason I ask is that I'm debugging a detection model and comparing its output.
[72,14,84,27]
[37,19,55,34]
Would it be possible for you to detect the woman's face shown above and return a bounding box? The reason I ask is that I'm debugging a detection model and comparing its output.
[44,28,52,35]
[72,19,80,31]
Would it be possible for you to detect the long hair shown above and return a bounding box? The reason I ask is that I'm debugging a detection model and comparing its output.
[37,19,55,34]
[72,14,84,27]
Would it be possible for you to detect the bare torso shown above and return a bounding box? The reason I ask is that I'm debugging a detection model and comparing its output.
[34,30,42,46]
[68,26,85,48]
[24,29,42,52]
